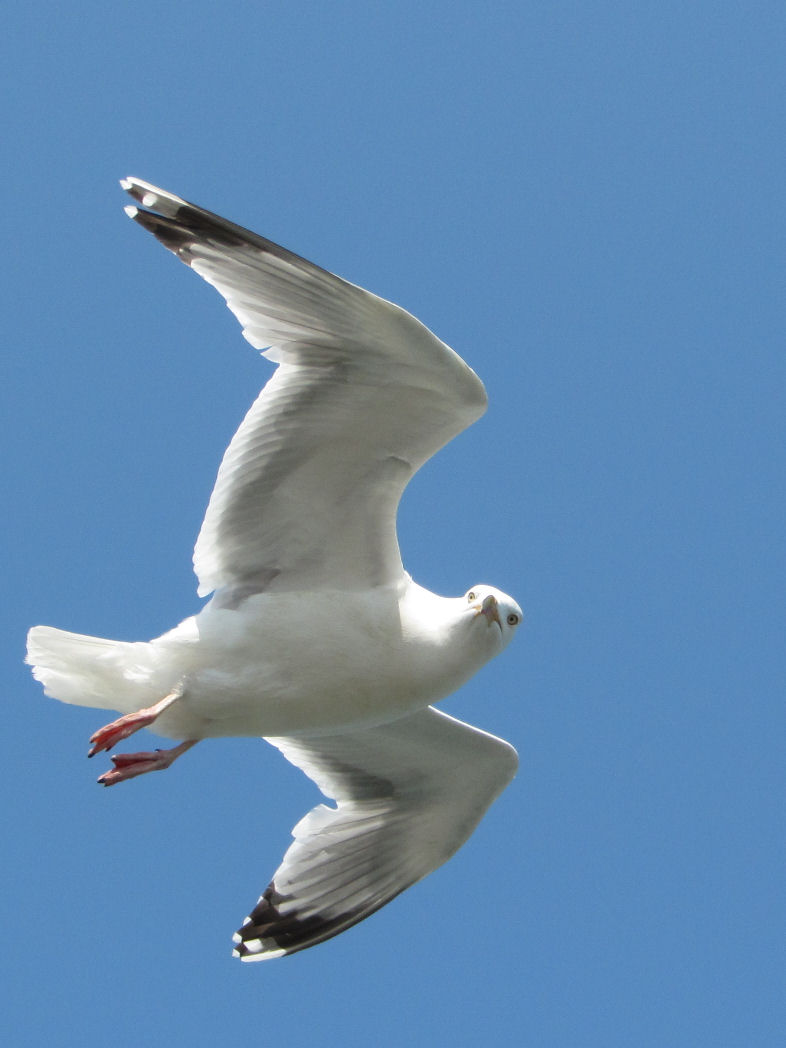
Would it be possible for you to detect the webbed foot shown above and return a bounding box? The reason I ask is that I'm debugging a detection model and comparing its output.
[97,740,198,786]
[87,686,184,757]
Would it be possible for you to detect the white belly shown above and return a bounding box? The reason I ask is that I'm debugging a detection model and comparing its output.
[148,584,485,740]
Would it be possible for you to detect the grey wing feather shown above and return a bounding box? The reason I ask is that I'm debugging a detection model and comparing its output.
[233,707,518,960]
[121,178,487,597]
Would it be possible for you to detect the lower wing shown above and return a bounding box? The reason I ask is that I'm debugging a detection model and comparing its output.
[234,706,518,960]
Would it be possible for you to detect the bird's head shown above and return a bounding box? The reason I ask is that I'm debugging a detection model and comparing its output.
[463,585,523,653]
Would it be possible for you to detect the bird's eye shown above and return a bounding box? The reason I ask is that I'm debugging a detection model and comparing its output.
[467,591,477,602]
[507,613,520,626]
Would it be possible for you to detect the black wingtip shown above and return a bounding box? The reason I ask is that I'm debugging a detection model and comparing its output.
[120,177,337,279]
[232,878,402,961]
[124,206,203,261]
[232,883,366,961]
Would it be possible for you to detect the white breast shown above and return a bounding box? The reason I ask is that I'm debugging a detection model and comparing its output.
[147,580,499,739]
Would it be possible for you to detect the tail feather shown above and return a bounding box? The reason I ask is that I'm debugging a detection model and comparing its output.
[26,625,155,713]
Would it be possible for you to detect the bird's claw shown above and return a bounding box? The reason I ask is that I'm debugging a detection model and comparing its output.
[87,710,158,757]
[96,740,198,786]
[98,750,166,786]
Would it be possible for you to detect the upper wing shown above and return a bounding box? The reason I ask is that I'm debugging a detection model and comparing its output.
[121,179,487,598]
[233,706,518,960]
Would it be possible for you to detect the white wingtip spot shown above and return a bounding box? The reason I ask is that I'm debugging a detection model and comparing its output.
[141,191,158,208]
[119,178,132,190]
[124,205,139,219]
[232,932,243,944]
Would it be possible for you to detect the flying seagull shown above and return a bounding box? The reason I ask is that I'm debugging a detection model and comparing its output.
[26,179,523,960]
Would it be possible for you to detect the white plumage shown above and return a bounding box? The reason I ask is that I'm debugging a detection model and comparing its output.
[26,178,522,959]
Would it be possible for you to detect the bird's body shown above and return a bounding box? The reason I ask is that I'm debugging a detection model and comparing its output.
[26,178,523,960]
[29,580,508,739]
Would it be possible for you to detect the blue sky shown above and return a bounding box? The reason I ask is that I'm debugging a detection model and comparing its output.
[3,2,784,1045]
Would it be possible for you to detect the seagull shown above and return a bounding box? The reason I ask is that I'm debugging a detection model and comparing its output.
[26,178,523,961]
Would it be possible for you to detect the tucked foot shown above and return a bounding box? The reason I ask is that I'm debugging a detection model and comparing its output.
[87,686,184,757]
[97,740,198,786]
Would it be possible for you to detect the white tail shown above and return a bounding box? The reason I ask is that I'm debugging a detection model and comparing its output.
[26,626,155,714]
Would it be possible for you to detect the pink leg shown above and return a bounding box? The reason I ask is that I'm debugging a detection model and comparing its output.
[97,739,198,787]
[87,686,184,758]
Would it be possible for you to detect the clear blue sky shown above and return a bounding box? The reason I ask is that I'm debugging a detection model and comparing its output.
[3,3,784,1046]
